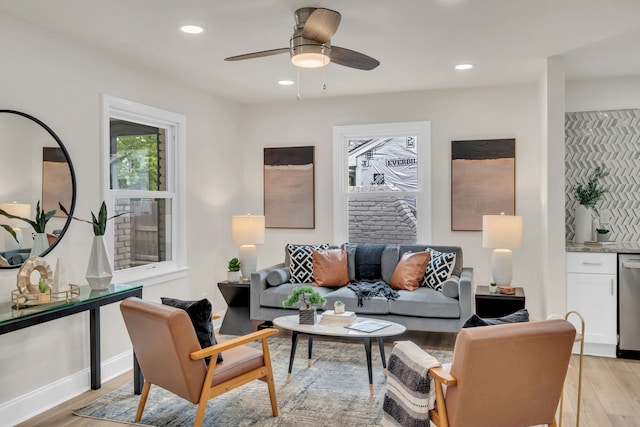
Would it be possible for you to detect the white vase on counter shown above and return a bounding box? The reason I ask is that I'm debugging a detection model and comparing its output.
[574,205,593,243]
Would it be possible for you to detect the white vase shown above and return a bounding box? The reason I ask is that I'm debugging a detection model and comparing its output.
[29,232,49,257]
[227,271,241,282]
[86,235,113,290]
[574,205,593,243]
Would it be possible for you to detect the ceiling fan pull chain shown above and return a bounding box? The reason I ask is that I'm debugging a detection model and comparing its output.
[323,66,327,90]
[297,68,301,100]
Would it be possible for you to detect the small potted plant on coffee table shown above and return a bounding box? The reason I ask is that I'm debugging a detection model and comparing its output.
[227,257,241,282]
[282,285,327,325]
[334,300,345,314]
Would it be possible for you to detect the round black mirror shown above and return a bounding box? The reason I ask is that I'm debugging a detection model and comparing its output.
[0,110,76,268]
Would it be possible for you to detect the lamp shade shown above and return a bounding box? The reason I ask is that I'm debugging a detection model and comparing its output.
[482,214,523,249]
[232,215,265,245]
[0,202,31,228]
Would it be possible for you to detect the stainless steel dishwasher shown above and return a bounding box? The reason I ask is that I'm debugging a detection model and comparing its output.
[618,254,640,359]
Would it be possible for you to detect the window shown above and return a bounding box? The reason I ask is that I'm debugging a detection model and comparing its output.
[333,122,431,244]
[102,95,187,285]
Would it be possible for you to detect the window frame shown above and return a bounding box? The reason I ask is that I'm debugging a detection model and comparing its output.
[101,95,188,285]
[332,121,432,244]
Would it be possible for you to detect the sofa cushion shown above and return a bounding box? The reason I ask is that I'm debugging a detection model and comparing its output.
[440,276,460,299]
[322,286,389,314]
[399,245,463,277]
[381,245,400,284]
[390,250,430,291]
[260,283,334,309]
[266,267,290,286]
[422,249,456,290]
[312,248,349,287]
[388,288,460,319]
[286,243,330,283]
[354,243,387,280]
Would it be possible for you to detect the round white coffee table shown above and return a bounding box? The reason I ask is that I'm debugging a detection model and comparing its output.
[273,314,406,395]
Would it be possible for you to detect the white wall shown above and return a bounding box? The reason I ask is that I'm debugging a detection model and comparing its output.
[566,75,640,111]
[242,84,545,320]
[0,14,244,425]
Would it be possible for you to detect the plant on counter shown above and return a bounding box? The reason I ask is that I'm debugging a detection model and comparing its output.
[228,257,241,272]
[573,165,609,212]
[0,200,55,234]
[59,201,128,236]
[283,285,327,309]
[596,227,610,234]
[38,278,49,294]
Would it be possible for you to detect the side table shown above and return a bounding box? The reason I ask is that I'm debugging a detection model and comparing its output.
[217,280,253,335]
[475,285,525,318]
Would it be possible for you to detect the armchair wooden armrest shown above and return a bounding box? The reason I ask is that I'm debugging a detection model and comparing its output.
[190,328,279,360]
[429,366,457,386]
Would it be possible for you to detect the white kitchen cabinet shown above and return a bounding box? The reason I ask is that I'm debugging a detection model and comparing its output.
[566,252,617,357]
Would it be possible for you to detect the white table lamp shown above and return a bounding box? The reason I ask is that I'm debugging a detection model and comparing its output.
[482,213,523,287]
[0,202,31,251]
[232,214,265,281]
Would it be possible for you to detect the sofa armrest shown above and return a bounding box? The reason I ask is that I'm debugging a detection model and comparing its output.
[458,267,474,325]
[250,263,285,321]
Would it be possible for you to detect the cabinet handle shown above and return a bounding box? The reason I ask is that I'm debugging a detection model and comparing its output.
[582,262,602,266]
[611,279,614,296]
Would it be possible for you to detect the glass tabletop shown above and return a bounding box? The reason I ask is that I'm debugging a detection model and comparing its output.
[0,283,141,325]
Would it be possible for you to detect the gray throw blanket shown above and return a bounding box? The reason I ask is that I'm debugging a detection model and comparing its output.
[348,281,399,307]
[382,341,441,427]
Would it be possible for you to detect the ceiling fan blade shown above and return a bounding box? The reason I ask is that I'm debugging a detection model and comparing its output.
[225,48,289,62]
[331,46,380,71]
[302,8,341,43]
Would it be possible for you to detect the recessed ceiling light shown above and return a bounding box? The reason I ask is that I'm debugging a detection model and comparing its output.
[455,63,473,70]
[180,25,204,34]
[278,80,295,86]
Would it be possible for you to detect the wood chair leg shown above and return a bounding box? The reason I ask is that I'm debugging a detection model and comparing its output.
[262,337,279,417]
[135,381,151,422]
[194,400,207,427]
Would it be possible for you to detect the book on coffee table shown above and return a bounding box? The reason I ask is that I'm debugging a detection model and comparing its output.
[345,319,391,333]
[320,310,357,326]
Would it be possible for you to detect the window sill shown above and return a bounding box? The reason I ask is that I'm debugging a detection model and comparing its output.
[115,265,190,287]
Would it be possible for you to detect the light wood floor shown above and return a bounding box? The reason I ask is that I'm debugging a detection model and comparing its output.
[17,331,640,427]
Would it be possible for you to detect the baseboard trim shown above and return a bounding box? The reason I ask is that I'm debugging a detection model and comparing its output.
[0,350,133,427]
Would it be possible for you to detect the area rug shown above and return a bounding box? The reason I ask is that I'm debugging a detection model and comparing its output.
[73,336,452,426]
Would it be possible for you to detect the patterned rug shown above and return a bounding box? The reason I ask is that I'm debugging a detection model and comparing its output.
[73,336,452,426]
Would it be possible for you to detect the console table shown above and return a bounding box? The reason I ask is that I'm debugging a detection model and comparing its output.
[0,283,143,394]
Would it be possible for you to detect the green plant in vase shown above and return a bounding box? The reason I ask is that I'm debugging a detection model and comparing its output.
[227,257,241,281]
[574,165,608,212]
[283,285,327,325]
[0,200,56,234]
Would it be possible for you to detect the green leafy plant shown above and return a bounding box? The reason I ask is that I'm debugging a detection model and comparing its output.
[228,257,241,272]
[334,300,344,306]
[1,224,17,242]
[38,278,49,294]
[596,228,610,234]
[0,201,55,234]
[282,285,327,309]
[574,165,609,212]
[59,201,128,236]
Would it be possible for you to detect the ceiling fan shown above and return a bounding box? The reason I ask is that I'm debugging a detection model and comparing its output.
[224,7,380,71]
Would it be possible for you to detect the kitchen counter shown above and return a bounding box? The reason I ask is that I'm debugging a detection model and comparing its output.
[566,242,640,253]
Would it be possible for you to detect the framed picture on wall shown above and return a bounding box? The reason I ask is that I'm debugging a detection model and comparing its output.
[264,146,315,229]
[451,138,516,231]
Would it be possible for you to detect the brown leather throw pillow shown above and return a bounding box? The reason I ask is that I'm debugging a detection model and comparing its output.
[390,250,431,291]
[312,248,349,287]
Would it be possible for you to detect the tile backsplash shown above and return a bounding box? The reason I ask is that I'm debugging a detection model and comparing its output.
[565,109,640,242]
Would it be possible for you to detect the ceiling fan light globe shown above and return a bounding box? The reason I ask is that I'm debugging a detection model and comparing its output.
[291,52,329,68]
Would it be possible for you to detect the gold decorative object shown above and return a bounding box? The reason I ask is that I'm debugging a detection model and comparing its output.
[16,256,53,294]
[11,284,80,309]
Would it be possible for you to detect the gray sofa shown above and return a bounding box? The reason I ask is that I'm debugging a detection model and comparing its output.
[250,243,473,332]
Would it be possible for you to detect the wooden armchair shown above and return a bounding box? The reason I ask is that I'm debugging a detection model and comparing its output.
[429,319,576,427]
[120,297,279,427]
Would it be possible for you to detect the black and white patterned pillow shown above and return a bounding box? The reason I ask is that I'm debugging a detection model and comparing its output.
[421,249,456,290]
[287,243,330,283]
